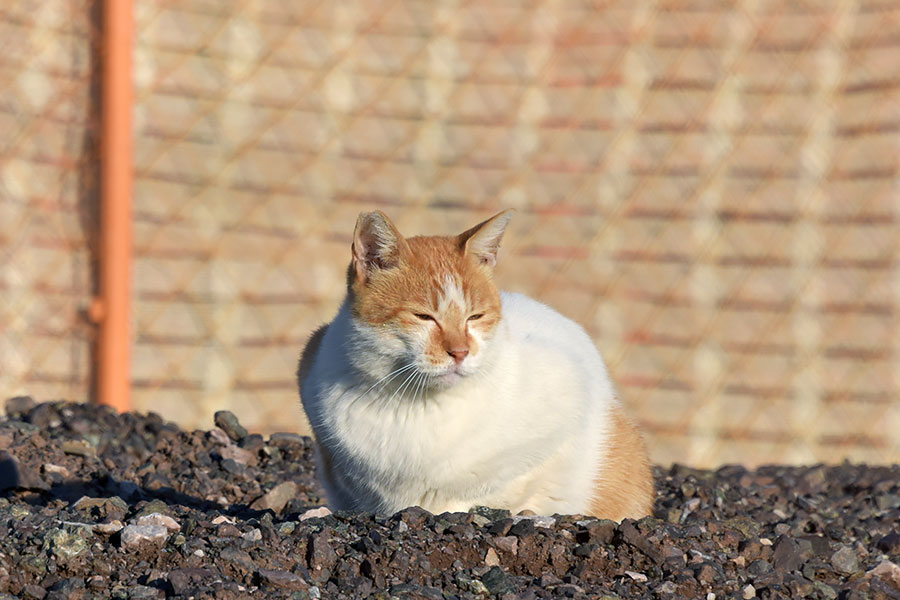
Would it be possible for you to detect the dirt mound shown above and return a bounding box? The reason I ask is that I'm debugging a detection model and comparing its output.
[1,398,898,599]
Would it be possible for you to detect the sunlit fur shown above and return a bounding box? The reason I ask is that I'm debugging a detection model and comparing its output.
[298,210,654,519]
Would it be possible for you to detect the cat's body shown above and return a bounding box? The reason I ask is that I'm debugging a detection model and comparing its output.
[298,211,654,520]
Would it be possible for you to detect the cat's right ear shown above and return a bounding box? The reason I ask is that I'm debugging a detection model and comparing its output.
[352,211,405,283]
[459,209,514,268]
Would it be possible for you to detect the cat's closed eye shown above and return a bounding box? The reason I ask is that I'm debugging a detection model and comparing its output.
[414,313,435,322]
[467,313,484,321]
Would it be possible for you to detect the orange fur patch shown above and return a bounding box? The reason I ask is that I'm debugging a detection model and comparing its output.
[350,235,502,365]
[589,405,655,521]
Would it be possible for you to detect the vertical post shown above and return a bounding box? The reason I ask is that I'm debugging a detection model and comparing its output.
[96,0,133,412]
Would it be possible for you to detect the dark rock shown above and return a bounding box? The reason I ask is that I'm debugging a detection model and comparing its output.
[741,538,772,562]
[22,585,47,600]
[749,559,774,578]
[389,583,443,600]
[538,573,563,588]
[135,499,170,518]
[509,519,535,537]
[396,506,431,530]
[724,516,762,539]
[0,451,48,492]
[784,574,815,598]
[257,569,308,591]
[219,547,256,574]
[481,567,512,595]
[219,458,247,477]
[128,585,161,599]
[488,518,514,536]
[799,535,832,558]
[772,536,803,572]
[238,434,265,452]
[798,466,827,495]
[573,543,595,557]
[812,581,837,600]
[339,576,372,596]
[694,561,723,584]
[555,583,585,596]
[876,532,900,554]
[662,544,686,568]
[578,519,616,544]
[213,411,248,442]
[28,403,62,428]
[5,395,35,418]
[167,568,219,595]
[618,519,663,564]
[46,577,86,600]
[307,532,337,576]
[0,451,22,491]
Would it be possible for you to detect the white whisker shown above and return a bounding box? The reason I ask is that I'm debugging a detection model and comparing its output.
[414,372,429,405]
[413,372,428,405]
[347,362,416,408]
[387,367,420,406]
[417,373,433,405]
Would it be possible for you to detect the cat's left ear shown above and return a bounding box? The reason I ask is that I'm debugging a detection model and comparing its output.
[352,211,406,284]
[458,209,514,268]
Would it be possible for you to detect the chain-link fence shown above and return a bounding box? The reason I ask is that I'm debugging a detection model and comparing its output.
[2,1,899,467]
[0,1,99,407]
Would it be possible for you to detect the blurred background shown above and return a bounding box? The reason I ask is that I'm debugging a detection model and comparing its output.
[1,1,898,468]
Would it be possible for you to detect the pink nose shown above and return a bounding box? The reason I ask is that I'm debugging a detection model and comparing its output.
[447,348,469,364]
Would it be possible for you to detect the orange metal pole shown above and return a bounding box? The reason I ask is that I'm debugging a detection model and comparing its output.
[96,0,133,412]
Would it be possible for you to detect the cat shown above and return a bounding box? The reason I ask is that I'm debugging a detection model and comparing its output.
[297,209,654,520]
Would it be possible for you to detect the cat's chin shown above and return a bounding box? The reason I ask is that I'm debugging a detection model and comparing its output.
[430,368,468,389]
[435,371,462,385]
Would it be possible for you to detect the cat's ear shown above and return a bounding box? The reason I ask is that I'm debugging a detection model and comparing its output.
[458,209,514,268]
[352,211,405,283]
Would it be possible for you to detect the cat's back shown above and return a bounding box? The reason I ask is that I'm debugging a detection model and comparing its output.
[500,291,601,357]
[497,291,614,405]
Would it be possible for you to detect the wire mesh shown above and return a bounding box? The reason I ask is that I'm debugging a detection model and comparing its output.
[3,0,900,467]
[0,1,99,407]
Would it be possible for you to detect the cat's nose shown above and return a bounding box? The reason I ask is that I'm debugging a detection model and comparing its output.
[447,347,469,364]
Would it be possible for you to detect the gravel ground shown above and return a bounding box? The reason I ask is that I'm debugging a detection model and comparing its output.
[0,398,898,600]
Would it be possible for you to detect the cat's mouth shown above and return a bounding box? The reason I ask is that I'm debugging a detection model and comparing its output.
[436,370,463,385]
[431,363,468,386]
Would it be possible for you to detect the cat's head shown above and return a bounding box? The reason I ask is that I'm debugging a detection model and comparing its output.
[345,209,513,393]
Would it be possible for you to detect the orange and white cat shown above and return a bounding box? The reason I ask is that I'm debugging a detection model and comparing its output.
[298,210,654,520]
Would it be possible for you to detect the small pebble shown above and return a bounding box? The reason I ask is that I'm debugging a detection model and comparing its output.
[250,481,298,513]
[136,513,181,531]
[831,546,859,575]
[214,410,248,441]
[120,524,168,548]
[484,548,500,566]
[300,506,332,521]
